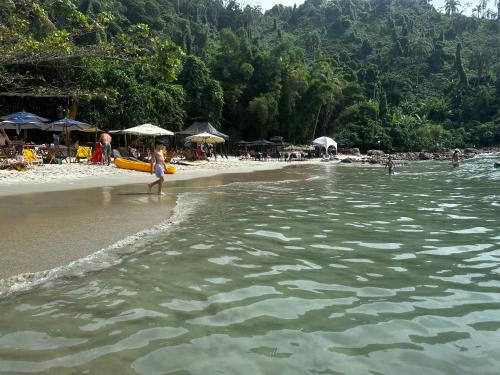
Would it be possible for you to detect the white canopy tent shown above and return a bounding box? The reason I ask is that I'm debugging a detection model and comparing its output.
[313,136,337,152]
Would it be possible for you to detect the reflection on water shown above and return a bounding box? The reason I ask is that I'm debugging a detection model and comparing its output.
[0,155,499,374]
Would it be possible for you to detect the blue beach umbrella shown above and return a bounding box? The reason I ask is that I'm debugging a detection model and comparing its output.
[45,118,92,159]
[0,111,50,135]
[0,111,49,123]
[0,117,49,135]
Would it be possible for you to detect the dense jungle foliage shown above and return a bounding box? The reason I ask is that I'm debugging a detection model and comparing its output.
[1,0,499,150]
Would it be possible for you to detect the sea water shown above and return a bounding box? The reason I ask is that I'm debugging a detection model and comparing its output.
[0,155,499,374]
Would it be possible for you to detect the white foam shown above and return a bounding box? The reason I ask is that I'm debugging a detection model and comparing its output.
[0,192,205,298]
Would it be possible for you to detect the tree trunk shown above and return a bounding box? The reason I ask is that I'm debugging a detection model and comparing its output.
[68,98,78,119]
[311,105,322,140]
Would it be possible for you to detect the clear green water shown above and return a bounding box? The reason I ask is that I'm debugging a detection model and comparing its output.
[1,156,499,374]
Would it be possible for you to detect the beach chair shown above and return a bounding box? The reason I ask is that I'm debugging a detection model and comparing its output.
[3,147,16,160]
[163,149,176,162]
[22,148,43,166]
[117,147,130,158]
[76,146,92,162]
[0,148,7,162]
[43,147,56,164]
[112,149,122,159]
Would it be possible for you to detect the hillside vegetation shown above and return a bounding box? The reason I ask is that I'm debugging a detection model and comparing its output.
[1,0,499,151]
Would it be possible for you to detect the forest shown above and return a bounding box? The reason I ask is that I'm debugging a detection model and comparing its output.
[1,0,499,151]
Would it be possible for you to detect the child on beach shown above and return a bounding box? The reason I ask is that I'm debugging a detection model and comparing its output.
[148,141,167,195]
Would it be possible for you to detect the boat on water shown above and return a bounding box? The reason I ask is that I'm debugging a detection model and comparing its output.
[494,162,500,169]
[114,157,176,174]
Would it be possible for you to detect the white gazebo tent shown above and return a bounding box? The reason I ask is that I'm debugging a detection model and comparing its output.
[313,136,337,157]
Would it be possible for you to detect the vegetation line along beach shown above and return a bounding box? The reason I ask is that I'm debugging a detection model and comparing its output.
[1,0,499,149]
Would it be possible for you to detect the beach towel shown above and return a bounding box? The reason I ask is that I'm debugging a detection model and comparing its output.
[90,143,102,164]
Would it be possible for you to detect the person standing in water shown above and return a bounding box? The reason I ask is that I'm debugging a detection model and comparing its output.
[148,141,166,195]
[452,149,461,168]
[385,156,395,175]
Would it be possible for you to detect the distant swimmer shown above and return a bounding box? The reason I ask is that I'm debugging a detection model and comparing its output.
[148,141,167,196]
[452,149,461,168]
[385,156,395,175]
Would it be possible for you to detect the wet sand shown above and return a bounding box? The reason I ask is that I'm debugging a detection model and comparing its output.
[0,165,308,282]
[0,161,293,197]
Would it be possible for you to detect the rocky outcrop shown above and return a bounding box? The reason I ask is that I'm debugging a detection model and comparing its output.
[367,150,385,156]
[418,152,434,160]
[337,148,483,165]
[343,148,361,155]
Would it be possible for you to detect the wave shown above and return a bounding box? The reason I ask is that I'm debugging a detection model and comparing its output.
[0,192,206,298]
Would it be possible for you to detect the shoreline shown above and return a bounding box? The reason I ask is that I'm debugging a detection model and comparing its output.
[1,150,497,197]
[1,153,497,296]
[0,163,313,296]
[0,157,302,197]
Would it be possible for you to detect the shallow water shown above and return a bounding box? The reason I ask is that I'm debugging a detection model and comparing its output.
[0,155,499,374]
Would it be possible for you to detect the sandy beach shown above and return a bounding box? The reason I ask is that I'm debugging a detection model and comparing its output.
[0,156,332,197]
[0,157,323,293]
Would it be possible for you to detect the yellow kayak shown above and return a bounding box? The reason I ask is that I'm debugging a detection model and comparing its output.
[114,158,176,174]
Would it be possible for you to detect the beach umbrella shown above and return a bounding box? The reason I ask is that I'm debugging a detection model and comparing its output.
[0,116,49,135]
[82,126,102,133]
[186,132,225,144]
[114,123,174,152]
[313,136,337,153]
[82,126,102,143]
[44,118,92,160]
[1,111,50,134]
[248,139,275,147]
[119,123,174,136]
[1,111,49,123]
[44,118,91,132]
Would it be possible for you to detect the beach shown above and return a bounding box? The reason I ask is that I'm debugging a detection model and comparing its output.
[0,157,325,197]
[0,155,498,373]
[0,151,481,292]
[0,157,318,290]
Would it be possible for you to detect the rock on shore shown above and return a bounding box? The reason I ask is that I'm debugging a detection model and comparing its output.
[341,148,482,165]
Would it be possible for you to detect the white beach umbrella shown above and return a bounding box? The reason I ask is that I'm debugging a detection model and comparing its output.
[313,136,337,152]
[186,132,225,144]
[119,123,174,136]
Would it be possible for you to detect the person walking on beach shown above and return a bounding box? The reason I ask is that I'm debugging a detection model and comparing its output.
[99,129,112,165]
[385,156,395,175]
[452,149,460,168]
[148,142,167,195]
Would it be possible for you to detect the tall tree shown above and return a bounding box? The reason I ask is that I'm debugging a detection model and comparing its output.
[445,0,461,15]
